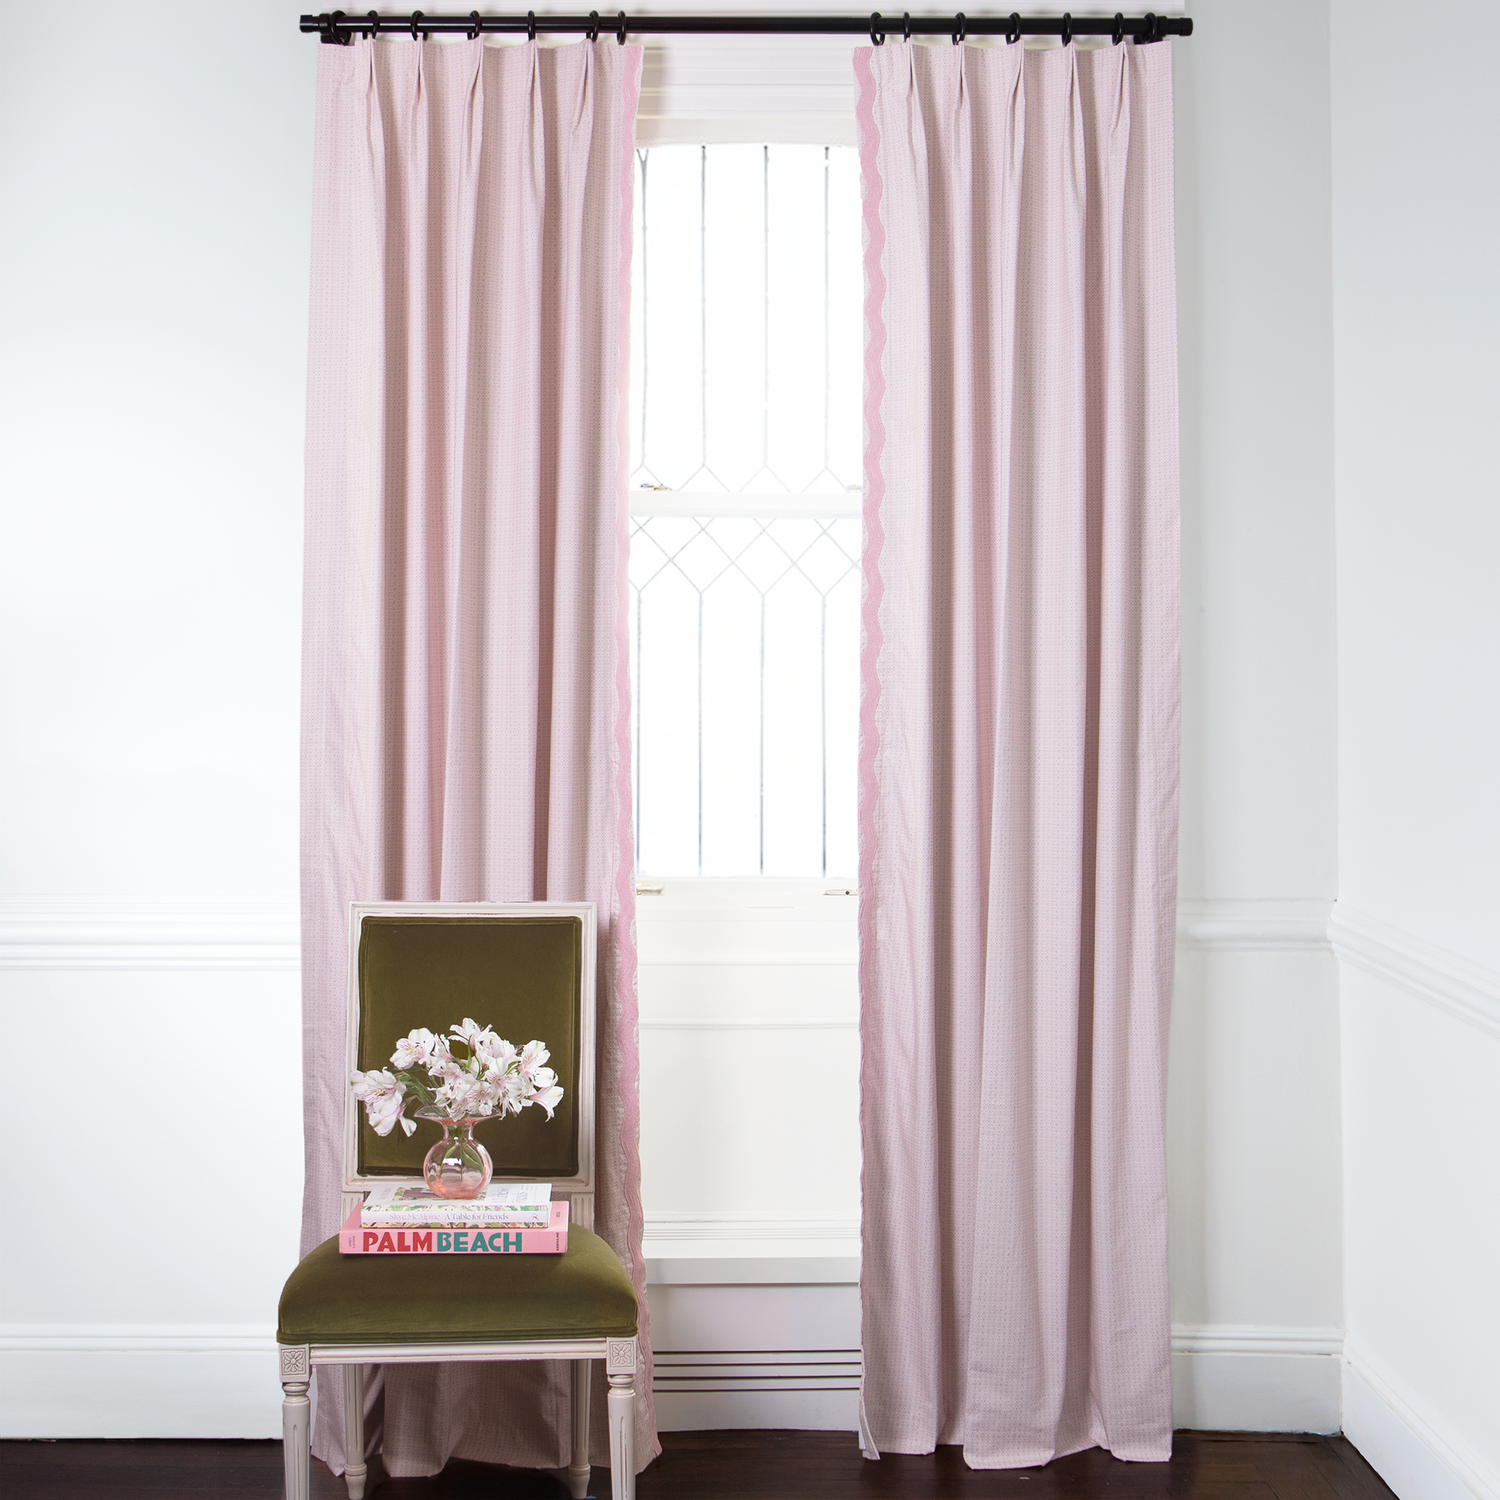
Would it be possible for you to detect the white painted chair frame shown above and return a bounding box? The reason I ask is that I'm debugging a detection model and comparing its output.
[278,901,637,1500]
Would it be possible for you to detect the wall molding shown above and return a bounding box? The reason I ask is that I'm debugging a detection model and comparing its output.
[0,1324,277,1354]
[2,895,1351,973]
[1344,1337,1500,1500]
[1175,898,1334,951]
[1170,1323,1343,1357]
[3,1320,1336,1359]
[0,901,298,972]
[645,1212,860,1243]
[12,898,1490,1053]
[1331,906,1500,1042]
[639,957,854,967]
[640,1016,856,1030]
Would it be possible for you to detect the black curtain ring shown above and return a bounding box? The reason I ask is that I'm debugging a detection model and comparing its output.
[365,10,378,39]
[467,10,481,40]
[902,12,911,40]
[1112,12,1124,44]
[410,10,423,42]
[527,9,536,40]
[587,9,599,40]
[1060,11,1072,45]
[616,10,627,43]
[1142,11,1157,41]
[1006,12,1021,43]
[870,12,884,44]
[952,11,965,44]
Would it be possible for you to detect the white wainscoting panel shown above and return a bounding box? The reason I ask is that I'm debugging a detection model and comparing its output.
[1338,951,1500,1500]
[638,880,861,1247]
[1,889,1350,1439]
[1166,937,1344,1350]
[1343,1339,1500,1500]
[646,1280,862,1432]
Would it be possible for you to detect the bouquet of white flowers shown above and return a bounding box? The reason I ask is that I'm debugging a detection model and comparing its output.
[349,1020,565,1139]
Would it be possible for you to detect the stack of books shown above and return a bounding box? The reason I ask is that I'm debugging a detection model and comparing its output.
[339,1183,568,1256]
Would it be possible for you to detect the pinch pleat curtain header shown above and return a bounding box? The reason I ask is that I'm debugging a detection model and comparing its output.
[855,40,1180,1467]
[302,35,652,1478]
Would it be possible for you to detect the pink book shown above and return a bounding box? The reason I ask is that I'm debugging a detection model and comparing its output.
[340,1200,569,1255]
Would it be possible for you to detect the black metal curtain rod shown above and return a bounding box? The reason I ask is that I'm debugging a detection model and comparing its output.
[302,10,1192,46]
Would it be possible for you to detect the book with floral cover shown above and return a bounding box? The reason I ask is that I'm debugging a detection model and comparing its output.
[339,1201,569,1254]
[360,1182,553,1228]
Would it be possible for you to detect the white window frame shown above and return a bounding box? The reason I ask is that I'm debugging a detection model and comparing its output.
[630,62,864,1293]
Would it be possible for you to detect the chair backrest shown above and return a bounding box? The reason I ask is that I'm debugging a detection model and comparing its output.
[341,902,597,1202]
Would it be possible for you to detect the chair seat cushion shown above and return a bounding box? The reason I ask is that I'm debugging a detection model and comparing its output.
[277,1224,638,1347]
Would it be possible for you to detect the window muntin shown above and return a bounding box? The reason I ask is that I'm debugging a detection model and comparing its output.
[628,144,863,878]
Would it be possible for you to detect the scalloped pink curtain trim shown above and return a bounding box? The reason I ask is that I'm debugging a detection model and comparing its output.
[854,40,1181,1468]
[300,34,655,1478]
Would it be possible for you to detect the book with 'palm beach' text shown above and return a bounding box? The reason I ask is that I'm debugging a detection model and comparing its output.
[340,1200,569,1255]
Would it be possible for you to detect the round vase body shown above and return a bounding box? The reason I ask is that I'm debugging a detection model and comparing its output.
[420,1116,493,1199]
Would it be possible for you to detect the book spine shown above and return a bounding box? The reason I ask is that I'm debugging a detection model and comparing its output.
[340,1224,567,1255]
[360,1212,550,1228]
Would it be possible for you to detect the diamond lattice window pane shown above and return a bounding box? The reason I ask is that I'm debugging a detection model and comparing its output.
[797,525,859,593]
[629,145,861,878]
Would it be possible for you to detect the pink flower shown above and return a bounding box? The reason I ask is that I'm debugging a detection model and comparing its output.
[348,1068,415,1137]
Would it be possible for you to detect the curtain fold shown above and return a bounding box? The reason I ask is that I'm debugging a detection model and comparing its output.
[854,40,1180,1467]
[301,35,656,1478]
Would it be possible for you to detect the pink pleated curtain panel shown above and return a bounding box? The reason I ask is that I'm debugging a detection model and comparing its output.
[854,41,1180,1466]
[301,37,655,1478]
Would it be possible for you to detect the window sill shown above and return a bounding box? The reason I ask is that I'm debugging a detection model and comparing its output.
[644,1243,860,1286]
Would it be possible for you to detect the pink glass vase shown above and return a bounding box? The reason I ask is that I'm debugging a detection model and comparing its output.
[416,1111,493,1199]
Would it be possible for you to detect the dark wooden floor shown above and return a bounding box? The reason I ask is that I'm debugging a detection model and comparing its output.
[0,1430,1396,1500]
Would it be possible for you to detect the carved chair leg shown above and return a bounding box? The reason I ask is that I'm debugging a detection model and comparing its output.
[281,1379,311,1500]
[569,1358,593,1499]
[343,1363,367,1499]
[607,1370,636,1500]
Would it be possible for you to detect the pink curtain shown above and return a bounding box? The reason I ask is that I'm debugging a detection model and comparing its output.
[301,36,655,1477]
[854,41,1180,1467]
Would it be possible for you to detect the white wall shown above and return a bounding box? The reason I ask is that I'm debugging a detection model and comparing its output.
[1,0,1352,1448]
[1329,3,1500,1496]
[1167,0,1343,1432]
[0,0,314,1440]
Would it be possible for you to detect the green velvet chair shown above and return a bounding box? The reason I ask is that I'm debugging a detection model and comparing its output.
[277,902,639,1500]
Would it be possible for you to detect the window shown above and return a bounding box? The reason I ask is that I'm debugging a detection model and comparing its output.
[632,144,863,1286]
[628,144,863,878]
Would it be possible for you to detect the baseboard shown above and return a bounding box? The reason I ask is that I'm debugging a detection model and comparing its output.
[654,1349,1346,1435]
[1343,1340,1500,1500]
[0,1325,281,1438]
[3,1320,1351,1439]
